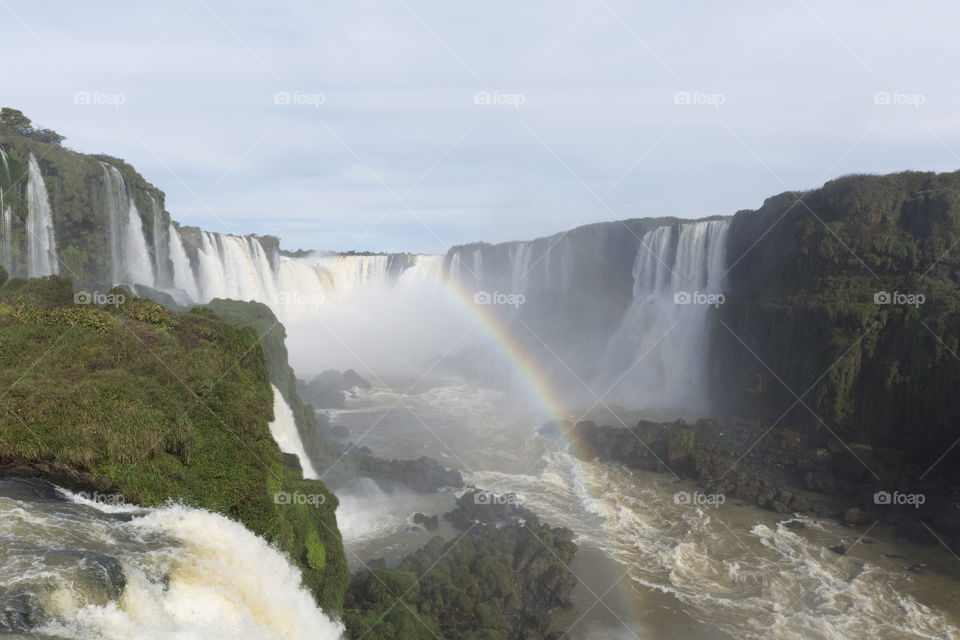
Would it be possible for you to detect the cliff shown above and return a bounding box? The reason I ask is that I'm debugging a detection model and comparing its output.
[713,171,960,479]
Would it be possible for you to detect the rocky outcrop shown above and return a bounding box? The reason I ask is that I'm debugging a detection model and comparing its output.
[563,417,960,550]
[344,489,577,640]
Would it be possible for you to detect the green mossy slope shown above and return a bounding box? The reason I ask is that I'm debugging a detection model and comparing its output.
[0,275,347,613]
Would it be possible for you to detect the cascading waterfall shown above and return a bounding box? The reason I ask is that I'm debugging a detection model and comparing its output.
[149,196,172,288]
[0,479,343,639]
[102,163,155,286]
[0,150,12,271]
[25,153,58,277]
[269,384,319,479]
[596,220,729,414]
[168,223,202,302]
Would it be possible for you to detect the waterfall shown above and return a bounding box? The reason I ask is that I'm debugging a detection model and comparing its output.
[0,150,12,271]
[597,220,729,414]
[168,223,202,302]
[25,153,58,277]
[149,196,172,287]
[269,384,319,479]
[102,163,155,286]
[0,479,344,639]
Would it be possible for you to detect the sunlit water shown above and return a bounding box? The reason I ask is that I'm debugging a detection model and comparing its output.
[331,376,960,640]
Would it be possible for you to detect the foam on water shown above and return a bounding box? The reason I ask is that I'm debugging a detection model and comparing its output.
[0,482,344,640]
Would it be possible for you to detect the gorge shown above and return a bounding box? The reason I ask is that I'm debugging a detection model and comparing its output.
[1,129,960,639]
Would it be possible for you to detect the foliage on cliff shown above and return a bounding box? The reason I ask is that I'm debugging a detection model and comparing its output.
[0,130,170,288]
[200,299,335,468]
[0,276,347,612]
[713,170,960,476]
[344,491,577,640]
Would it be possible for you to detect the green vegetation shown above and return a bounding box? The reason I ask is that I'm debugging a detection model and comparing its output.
[0,276,347,612]
[713,171,960,475]
[0,107,65,145]
[200,299,334,468]
[344,492,577,640]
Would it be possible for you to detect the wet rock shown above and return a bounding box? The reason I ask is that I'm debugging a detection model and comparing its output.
[0,590,47,633]
[843,508,864,525]
[829,545,847,555]
[782,520,806,530]
[346,454,463,493]
[413,513,439,531]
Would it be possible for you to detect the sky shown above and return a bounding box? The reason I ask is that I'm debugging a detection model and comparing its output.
[3,0,960,253]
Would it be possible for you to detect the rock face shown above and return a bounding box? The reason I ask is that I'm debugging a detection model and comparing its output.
[565,418,960,550]
[297,369,373,409]
[341,454,464,494]
[712,171,960,486]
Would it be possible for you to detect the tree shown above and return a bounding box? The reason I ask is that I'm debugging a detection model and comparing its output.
[31,128,66,146]
[0,107,33,136]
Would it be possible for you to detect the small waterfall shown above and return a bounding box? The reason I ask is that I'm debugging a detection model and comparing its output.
[0,206,12,271]
[25,153,58,277]
[597,220,729,415]
[149,196,172,288]
[122,198,155,285]
[269,384,319,479]
[102,163,155,286]
[168,223,202,302]
[510,243,532,294]
[399,254,445,285]
[0,150,13,271]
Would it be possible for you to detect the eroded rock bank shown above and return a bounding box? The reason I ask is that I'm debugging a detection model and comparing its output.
[555,418,960,549]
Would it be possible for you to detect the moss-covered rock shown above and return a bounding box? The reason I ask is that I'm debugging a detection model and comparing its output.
[0,277,347,613]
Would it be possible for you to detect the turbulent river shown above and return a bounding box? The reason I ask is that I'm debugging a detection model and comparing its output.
[331,376,960,640]
[0,479,343,639]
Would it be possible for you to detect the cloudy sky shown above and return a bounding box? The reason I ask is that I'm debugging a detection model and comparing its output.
[4,1,960,252]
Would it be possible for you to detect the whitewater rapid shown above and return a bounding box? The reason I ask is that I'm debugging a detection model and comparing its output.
[330,379,960,640]
[0,479,343,640]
